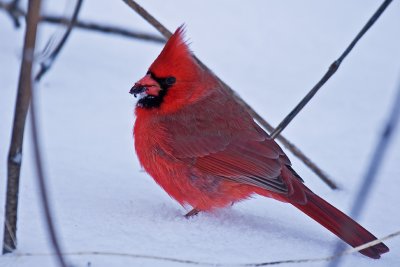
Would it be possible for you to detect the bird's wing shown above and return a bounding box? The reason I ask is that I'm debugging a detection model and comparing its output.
[159,89,293,194]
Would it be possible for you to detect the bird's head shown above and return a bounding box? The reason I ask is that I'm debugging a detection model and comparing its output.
[130,26,209,112]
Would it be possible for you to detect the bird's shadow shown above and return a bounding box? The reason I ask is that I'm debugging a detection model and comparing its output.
[148,202,335,249]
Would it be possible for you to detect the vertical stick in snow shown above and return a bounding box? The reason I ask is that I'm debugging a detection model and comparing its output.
[2,0,42,254]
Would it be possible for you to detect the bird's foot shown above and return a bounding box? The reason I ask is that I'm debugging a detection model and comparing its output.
[184,208,200,218]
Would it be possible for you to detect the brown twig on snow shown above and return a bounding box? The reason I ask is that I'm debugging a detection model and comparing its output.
[121,0,338,189]
[0,1,165,44]
[270,0,393,139]
[2,1,70,266]
[2,0,40,255]
[15,0,69,266]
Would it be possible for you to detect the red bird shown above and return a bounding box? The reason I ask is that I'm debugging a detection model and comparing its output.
[131,26,389,259]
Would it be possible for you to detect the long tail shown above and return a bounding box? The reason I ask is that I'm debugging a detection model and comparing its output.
[291,191,389,259]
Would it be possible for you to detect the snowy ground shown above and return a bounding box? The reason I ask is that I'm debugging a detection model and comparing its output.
[1,1,400,266]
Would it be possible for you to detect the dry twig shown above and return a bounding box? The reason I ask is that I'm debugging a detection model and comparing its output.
[2,0,40,255]
[121,0,338,189]
[4,0,20,27]
[25,1,69,266]
[0,2,164,44]
[43,15,165,43]
[34,0,84,81]
[270,0,393,139]
[30,79,70,267]
[2,2,70,266]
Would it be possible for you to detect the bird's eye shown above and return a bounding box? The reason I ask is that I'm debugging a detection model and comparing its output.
[165,76,176,86]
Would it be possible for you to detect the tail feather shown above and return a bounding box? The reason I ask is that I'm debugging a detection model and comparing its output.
[292,192,389,259]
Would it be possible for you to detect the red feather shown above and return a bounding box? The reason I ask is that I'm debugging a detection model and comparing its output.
[132,27,389,259]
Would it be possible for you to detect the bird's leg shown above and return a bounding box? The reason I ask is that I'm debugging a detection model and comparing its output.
[184,208,200,218]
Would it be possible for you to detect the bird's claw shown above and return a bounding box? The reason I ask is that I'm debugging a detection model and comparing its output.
[184,208,200,218]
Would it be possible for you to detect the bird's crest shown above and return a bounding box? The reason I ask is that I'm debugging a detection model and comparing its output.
[149,25,193,77]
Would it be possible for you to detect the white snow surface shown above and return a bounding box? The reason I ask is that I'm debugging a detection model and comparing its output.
[1,1,400,266]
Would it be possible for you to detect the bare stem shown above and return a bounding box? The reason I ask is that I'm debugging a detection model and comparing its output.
[31,82,70,267]
[270,0,393,139]
[25,1,70,266]
[34,0,84,81]
[2,2,70,266]
[0,1,164,44]
[43,15,165,43]
[5,0,20,27]
[2,0,40,255]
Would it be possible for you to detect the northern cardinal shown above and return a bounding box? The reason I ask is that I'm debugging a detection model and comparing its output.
[131,26,389,259]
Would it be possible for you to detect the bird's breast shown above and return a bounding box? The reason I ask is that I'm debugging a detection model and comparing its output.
[132,111,257,210]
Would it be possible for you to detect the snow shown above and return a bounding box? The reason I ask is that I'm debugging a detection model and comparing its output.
[1,1,400,266]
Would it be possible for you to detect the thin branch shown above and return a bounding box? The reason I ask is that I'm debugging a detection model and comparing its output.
[0,2,165,44]
[121,0,338,189]
[2,1,70,265]
[43,15,165,43]
[31,86,69,267]
[328,71,400,267]
[4,219,17,251]
[2,0,21,27]
[34,0,84,81]
[270,0,393,139]
[122,0,171,38]
[12,230,400,266]
[28,5,70,267]
[2,0,40,255]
